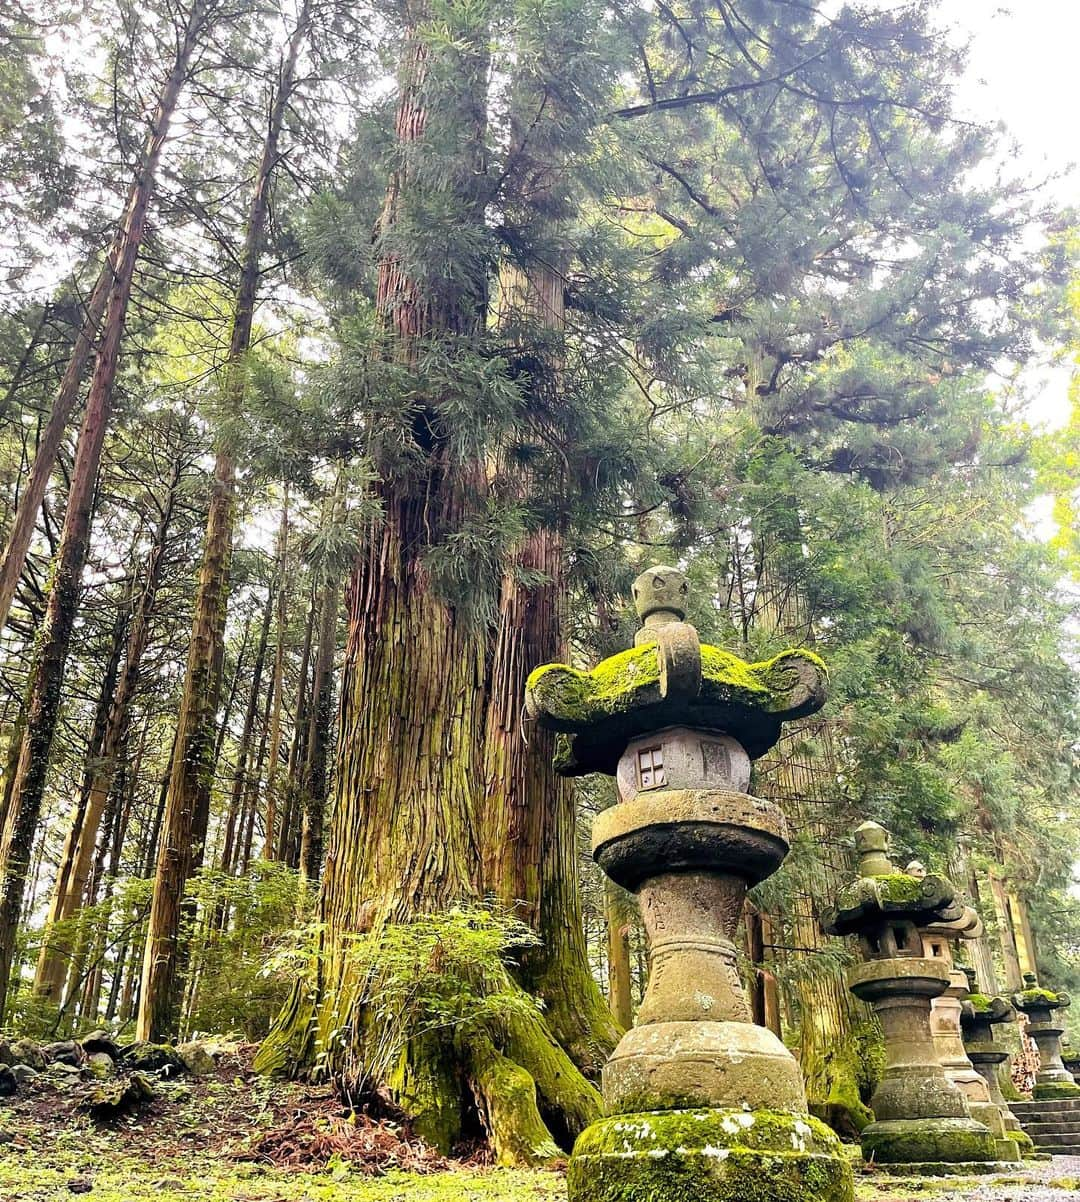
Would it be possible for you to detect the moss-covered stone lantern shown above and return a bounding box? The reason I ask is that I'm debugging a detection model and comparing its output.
[906,870,1019,1163]
[1012,973,1080,1100]
[526,566,852,1202]
[820,823,997,1168]
[959,970,1035,1157]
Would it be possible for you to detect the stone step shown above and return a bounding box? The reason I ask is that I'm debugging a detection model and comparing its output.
[1029,1132,1080,1148]
[1012,1098,1080,1113]
[1021,1121,1080,1137]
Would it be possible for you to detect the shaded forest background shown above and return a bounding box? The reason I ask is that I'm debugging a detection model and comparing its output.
[0,0,1078,1159]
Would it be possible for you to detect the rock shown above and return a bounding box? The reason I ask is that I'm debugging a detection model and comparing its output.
[79,1071,156,1119]
[10,1064,37,1085]
[0,1066,16,1097]
[119,1042,185,1076]
[176,1041,216,1077]
[87,1052,115,1079]
[50,1062,82,1077]
[0,1038,13,1067]
[80,1029,120,1059]
[10,1038,45,1070]
[43,1040,83,1066]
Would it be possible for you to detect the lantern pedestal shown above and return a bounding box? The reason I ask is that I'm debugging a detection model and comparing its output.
[525,568,852,1202]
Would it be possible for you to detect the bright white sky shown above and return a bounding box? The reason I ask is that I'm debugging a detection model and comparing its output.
[929,1,1078,428]
[940,0,1080,203]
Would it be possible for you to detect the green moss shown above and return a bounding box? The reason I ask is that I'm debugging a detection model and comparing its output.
[861,1118,997,1165]
[1000,1129,1035,1156]
[835,873,924,912]
[1014,988,1064,1007]
[1032,1081,1080,1099]
[805,1021,882,1139]
[966,994,993,1014]
[0,1153,567,1202]
[567,1109,852,1202]
[526,646,825,728]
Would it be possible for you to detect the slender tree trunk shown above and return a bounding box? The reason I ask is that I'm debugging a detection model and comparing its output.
[35,462,179,999]
[31,599,127,1002]
[261,496,290,860]
[280,587,314,869]
[299,573,340,882]
[221,586,273,874]
[0,266,111,635]
[241,677,274,873]
[138,13,309,1040]
[0,0,209,1015]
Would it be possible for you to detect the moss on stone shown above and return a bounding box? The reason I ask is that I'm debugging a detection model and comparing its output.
[525,646,825,729]
[1001,1129,1035,1156]
[966,994,993,1014]
[1014,988,1064,1008]
[1032,1081,1080,1099]
[567,1108,853,1202]
[834,873,923,913]
[860,1118,997,1165]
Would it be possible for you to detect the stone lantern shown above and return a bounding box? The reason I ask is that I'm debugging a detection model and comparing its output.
[1012,973,1080,1099]
[906,864,1019,1162]
[525,566,852,1202]
[821,823,997,1167]
[959,969,1034,1157]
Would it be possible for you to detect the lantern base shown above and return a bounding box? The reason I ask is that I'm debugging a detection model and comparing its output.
[566,1107,853,1202]
[860,1116,997,1164]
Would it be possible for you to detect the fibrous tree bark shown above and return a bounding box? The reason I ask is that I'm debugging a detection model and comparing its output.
[0,0,213,1019]
[137,7,310,1040]
[257,0,603,1160]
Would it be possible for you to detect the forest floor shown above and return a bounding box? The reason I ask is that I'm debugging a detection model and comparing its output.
[2,1045,1080,1202]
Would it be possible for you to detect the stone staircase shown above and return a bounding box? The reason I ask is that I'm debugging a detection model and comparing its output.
[1012,1098,1080,1155]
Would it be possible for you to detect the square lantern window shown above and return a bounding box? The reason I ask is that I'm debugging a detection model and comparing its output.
[637,745,666,790]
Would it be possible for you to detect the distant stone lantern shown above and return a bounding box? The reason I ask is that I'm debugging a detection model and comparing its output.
[960,968,1035,1157]
[906,862,1020,1162]
[526,566,852,1202]
[1012,973,1080,1099]
[821,823,999,1169]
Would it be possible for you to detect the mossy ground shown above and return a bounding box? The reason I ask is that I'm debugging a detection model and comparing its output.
[5,1052,1080,1201]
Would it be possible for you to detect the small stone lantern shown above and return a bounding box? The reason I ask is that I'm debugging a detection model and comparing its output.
[821,823,997,1167]
[526,566,852,1202]
[960,969,1034,1157]
[908,864,1019,1162]
[1012,973,1080,1100]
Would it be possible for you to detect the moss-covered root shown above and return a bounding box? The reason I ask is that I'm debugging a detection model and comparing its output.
[253,977,315,1077]
[388,1034,465,1154]
[467,1035,562,1166]
[505,1007,604,1141]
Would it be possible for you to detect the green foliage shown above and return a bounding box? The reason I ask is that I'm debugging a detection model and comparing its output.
[182,861,313,1040]
[8,877,154,1040]
[313,906,545,1094]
